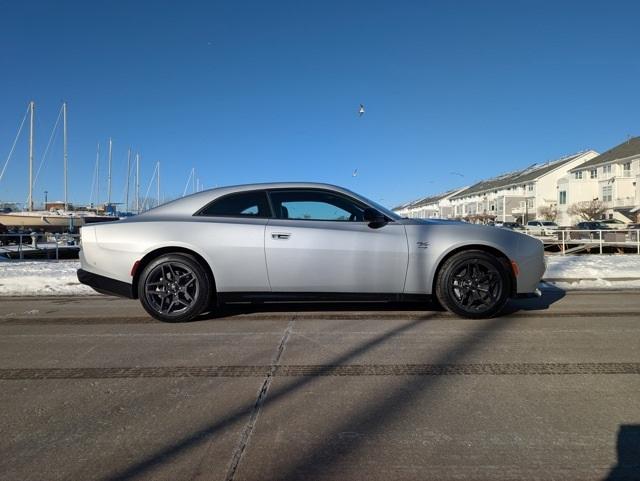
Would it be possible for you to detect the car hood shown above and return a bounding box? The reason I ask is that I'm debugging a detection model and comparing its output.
[397,217,534,241]
[397,218,466,226]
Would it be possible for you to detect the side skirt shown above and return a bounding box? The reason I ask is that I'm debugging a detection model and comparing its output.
[217,292,431,304]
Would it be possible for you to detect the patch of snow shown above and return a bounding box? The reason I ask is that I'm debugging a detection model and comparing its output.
[0,260,96,296]
[543,255,640,290]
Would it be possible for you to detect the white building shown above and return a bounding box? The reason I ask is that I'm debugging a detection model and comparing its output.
[448,150,598,223]
[557,137,640,225]
[393,188,466,219]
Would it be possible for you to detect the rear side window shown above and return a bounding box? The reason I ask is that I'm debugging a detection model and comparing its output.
[197,191,271,218]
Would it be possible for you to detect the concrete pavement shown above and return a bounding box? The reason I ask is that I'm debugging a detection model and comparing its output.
[0,291,639,480]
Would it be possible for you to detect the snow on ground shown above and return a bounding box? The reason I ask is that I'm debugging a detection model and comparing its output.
[0,260,96,296]
[0,256,639,296]
[543,254,640,290]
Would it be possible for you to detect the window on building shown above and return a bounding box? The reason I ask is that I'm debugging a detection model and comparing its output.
[623,162,631,176]
[527,198,534,208]
[559,191,567,205]
[602,185,613,202]
[603,165,612,175]
[590,169,597,179]
[574,171,583,180]
[528,183,534,191]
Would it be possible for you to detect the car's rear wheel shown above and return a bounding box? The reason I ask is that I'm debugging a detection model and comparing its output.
[138,253,212,322]
[435,250,511,319]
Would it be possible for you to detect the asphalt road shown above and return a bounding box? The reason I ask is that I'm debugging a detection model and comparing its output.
[1,290,639,481]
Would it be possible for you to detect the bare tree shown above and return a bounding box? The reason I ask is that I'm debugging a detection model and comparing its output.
[537,205,557,222]
[567,200,607,221]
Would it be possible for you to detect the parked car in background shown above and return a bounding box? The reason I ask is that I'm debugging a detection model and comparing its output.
[525,220,558,236]
[499,222,522,230]
[77,182,545,321]
[575,221,612,231]
[628,223,640,241]
[600,219,628,230]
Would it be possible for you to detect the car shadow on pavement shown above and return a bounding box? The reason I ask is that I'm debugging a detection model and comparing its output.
[502,284,566,315]
[602,424,640,481]
[201,300,445,321]
[198,285,566,321]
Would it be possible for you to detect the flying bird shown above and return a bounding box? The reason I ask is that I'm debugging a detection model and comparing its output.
[352,168,358,177]
[358,104,365,117]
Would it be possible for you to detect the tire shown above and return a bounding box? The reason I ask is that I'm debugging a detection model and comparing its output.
[435,250,511,319]
[138,253,212,322]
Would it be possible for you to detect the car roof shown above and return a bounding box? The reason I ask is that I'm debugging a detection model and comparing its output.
[131,182,382,219]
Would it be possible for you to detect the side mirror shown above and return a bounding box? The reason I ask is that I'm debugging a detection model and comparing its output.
[363,208,387,228]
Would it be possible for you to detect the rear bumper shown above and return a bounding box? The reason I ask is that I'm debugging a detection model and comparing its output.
[77,269,134,299]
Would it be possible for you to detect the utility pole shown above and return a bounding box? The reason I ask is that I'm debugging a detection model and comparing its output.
[125,147,131,213]
[135,153,140,214]
[107,137,112,208]
[63,102,68,211]
[28,101,35,211]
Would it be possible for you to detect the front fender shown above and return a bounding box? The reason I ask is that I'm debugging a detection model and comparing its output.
[403,224,537,295]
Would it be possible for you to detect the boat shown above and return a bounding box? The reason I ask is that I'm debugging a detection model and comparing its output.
[0,209,118,232]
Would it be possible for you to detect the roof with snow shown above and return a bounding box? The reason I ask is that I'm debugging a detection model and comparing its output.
[450,151,590,200]
[392,188,460,211]
[570,137,640,171]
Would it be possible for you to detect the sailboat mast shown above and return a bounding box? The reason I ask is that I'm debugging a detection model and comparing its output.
[95,143,100,207]
[107,137,112,207]
[135,153,140,214]
[156,161,160,207]
[63,102,68,211]
[125,147,131,213]
[28,101,34,211]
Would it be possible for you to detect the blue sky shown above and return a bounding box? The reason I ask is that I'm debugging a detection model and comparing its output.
[1,0,639,209]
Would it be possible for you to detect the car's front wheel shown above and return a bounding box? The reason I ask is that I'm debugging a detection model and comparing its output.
[138,253,212,322]
[435,250,511,319]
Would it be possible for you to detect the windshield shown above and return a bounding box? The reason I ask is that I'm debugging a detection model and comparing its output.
[541,222,557,226]
[342,188,401,220]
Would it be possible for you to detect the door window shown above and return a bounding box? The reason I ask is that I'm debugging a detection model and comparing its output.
[269,190,365,221]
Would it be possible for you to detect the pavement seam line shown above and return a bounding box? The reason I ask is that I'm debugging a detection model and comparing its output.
[221,316,295,481]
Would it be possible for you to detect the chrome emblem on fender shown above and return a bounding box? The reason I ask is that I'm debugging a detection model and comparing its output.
[417,241,430,249]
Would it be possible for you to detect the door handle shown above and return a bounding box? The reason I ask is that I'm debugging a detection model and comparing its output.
[271,232,291,240]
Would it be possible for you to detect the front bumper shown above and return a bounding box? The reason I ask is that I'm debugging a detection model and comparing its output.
[77,269,134,298]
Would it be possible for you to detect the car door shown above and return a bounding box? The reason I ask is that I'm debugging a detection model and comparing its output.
[264,189,408,293]
[194,189,271,292]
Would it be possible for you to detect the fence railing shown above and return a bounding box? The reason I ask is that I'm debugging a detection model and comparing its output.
[0,233,81,261]
[521,228,640,254]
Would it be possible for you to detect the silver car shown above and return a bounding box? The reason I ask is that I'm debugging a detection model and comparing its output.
[77,182,545,321]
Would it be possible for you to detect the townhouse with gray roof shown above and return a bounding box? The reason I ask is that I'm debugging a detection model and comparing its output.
[448,150,598,223]
[557,137,640,225]
[393,188,467,219]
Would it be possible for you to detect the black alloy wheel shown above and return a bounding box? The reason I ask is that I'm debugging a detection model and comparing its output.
[436,250,511,319]
[138,253,212,322]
